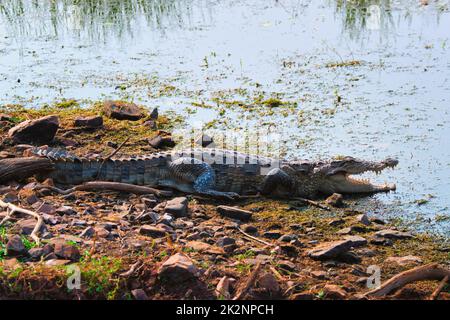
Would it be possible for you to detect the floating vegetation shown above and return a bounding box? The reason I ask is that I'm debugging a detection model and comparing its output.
[325,60,362,68]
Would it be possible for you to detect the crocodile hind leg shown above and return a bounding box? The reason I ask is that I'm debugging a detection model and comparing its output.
[168,157,239,199]
[261,168,295,197]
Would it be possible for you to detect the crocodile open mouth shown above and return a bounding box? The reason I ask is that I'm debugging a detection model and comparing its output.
[327,159,399,194]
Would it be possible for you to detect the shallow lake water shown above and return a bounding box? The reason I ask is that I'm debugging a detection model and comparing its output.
[0,0,449,237]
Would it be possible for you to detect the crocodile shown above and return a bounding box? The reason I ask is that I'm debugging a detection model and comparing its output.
[29,147,398,199]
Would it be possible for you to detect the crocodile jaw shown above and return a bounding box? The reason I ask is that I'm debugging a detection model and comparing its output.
[329,173,396,193]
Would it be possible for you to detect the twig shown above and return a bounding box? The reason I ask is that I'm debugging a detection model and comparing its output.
[120,260,143,277]
[365,263,450,298]
[269,266,287,281]
[293,197,331,211]
[96,136,130,179]
[236,227,274,247]
[233,262,263,300]
[429,275,449,300]
[37,181,173,198]
[0,199,43,245]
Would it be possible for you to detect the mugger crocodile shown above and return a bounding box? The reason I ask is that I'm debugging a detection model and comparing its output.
[29,147,398,199]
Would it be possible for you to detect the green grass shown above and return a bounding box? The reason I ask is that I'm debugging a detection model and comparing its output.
[20,236,37,250]
[78,255,123,299]
[0,227,7,261]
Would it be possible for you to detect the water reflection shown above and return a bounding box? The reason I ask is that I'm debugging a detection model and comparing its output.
[0,0,196,42]
[1,0,446,44]
[333,0,395,41]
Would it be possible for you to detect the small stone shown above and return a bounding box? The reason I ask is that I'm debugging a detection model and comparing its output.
[8,115,59,144]
[71,219,87,227]
[80,226,95,239]
[74,116,103,128]
[263,231,282,239]
[311,270,328,279]
[158,253,198,282]
[28,244,53,261]
[344,235,368,247]
[278,234,297,242]
[328,218,345,227]
[325,193,344,207]
[370,217,386,225]
[33,202,56,214]
[55,206,77,216]
[103,101,144,121]
[148,134,176,149]
[323,284,347,299]
[242,225,258,233]
[139,225,168,238]
[54,242,80,261]
[17,218,47,235]
[258,273,280,293]
[289,224,304,231]
[149,107,159,120]
[338,251,362,264]
[195,134,215,148]
[337,225,367,235]
[216,237,236,247]
[45,259,71,266]
[370,236,393,246]
[98,222,117,231]
[160,213,174,226]
[278,260,296,272]
[186,241,213,252]
[165,197,189,217]
[308,240,353,260]
[280,244,299,257]
[217,206,252,222]
[6,235,27,256]
[131,289,149,300]
[356,214,371,226]
[375,229,413,240]
[94,227,110,238]
[385,256,422,266]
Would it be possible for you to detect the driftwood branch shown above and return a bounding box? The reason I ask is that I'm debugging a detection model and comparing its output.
[0,157,53,183]
[430,275,449,300]
[0,199,43,245]
[41,181,172,197]
[365,263,450,298]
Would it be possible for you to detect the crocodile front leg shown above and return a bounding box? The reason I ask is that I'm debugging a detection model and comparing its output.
[261,168,295,197]
[168,157,239,200]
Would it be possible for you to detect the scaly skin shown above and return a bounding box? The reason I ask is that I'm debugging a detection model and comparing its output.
[30,147,398,198]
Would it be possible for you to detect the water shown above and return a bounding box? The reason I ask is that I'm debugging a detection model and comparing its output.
[0,0,449,237]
